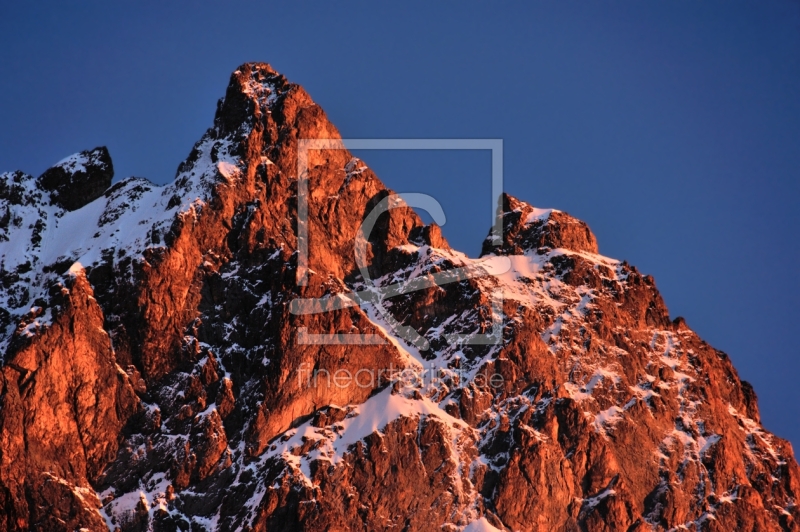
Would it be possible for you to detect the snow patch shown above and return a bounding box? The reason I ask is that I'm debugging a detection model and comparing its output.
[463,517,503,532]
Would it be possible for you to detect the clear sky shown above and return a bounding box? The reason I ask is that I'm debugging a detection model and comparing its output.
[1,2,799,444]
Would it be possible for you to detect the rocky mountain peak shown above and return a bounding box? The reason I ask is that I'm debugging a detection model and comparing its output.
[37,146,113,211]
[482,192,599,256]
[213,62,295,137]
[0,64,797,532]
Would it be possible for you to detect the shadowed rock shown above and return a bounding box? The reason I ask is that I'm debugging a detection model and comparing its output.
[37,146,114,211]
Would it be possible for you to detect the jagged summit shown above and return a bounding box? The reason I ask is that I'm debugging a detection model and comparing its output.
[482,192,598,256]
[213,62,294,136]
[0,64,797,532]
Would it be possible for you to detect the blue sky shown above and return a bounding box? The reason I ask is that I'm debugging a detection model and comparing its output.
[1,2,799,444]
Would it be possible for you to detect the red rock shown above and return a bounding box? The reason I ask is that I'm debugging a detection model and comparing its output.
[0,62,796,532]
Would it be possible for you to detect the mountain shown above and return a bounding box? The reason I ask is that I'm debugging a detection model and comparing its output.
[0,62,797,532]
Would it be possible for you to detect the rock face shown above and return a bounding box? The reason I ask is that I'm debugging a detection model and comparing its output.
[0,272,139,531]
[0,63,797,532]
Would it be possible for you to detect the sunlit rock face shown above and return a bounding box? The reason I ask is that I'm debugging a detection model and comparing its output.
[0,63,797,532]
